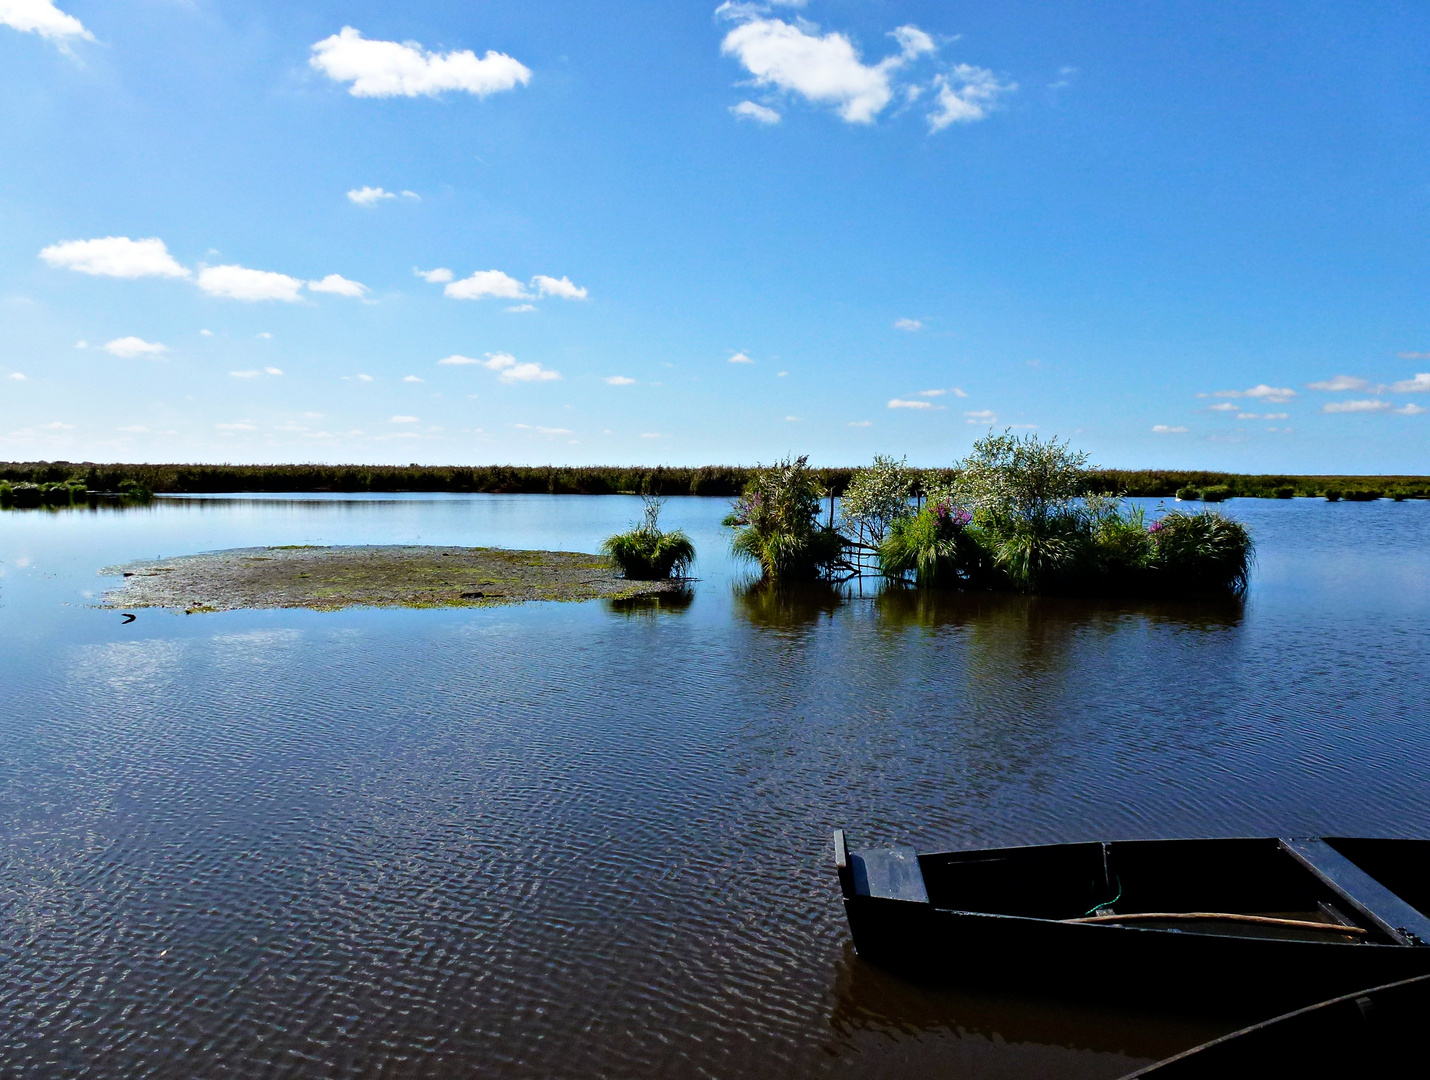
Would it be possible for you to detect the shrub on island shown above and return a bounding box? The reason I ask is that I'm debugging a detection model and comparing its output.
[723,455,844,581]
[840,431,1254,596]
[601,496,695,580]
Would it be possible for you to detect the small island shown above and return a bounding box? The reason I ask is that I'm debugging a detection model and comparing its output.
[102,545,684,614]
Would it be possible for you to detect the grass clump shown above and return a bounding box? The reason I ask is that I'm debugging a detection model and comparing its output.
[1175,485,1201,501]
[600,496,695,580]
[724,455,844,581]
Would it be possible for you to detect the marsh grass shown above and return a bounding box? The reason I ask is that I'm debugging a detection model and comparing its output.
[600,497,696,580]
[723,456,845,581]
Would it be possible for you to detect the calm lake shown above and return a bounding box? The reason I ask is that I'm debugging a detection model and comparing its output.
[3,494,1429,1078]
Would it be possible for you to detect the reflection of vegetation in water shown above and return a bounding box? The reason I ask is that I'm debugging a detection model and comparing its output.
[1,478,153,510]
[731,579,846,628]
[604,588,695,618]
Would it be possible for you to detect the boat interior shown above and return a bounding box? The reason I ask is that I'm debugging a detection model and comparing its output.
[915,837,1430,945]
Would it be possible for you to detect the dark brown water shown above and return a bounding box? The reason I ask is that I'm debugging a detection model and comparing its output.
[2,495,1428,1078]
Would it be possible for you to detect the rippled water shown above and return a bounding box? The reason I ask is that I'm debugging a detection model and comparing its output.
[2,495,1428,1078]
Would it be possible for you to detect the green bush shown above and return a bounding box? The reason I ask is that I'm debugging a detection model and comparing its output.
[724,456,844,581]
[1273,486,1296,499]
[9,482,42,508]
[879,502,988,586]
[1324,488,1342,502]
[1175,485,1201,501]
[600,497,695,580]
[1200,485,1232,503]
[1343,489,1380,501]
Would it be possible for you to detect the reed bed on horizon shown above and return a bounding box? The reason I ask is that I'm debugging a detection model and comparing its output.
[3,459,1429,501]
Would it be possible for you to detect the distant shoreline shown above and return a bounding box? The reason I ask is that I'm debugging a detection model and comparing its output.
[6,460,1430,500]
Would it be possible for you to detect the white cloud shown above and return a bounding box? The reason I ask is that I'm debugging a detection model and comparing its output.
[308,273,369,298]
[74,340,86,348]
[888,398,932,409]
[1391,373,1430,393]
[1397,351,1430,360]
[199,328,213,336]
[38,421,73,429]
[720,18,898,124]
[309,27,532,99]
[927,65,1014,131]
[890,25,936,59]
[1208,402,1238,412]
[1396,403,1427,415]
[918,388,945,397]
[532,274,588,300]
[198,265,304,302]
[401,190,420,200]
[506,303,537,313]
[1263,412,1288,420]
[216,422,257,431]
[9,372,26,380]
[1322,399,1390,414]
[964,409,997,424]
[1308,375,1371,392]
[103,336,168,358]
[264,367,282,375]
[443,352,559,382]
[729,351,753,363]
[40,236,189,279]
[445,269,529,300]
[1236,412,1260,421]
[639,432,664,439]
[347,186,395,205]
[257,332,273,339]
[403,375,424,383]
[390,415,419,423]
[605,375,636,385]
[777,370,788,377]
[1152,425,1189,434]
[416,267,454,283]
[894,317,923,331]
[229,370,262,378]
[356,374,374,382]
[848,420,871,427]
[785,415,801,421]
[0,0,92,41]
[1210,384,1296,403]
[731,100,781,124]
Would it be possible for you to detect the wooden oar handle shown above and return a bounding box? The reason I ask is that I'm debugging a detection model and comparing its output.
[1064,912,1367,935]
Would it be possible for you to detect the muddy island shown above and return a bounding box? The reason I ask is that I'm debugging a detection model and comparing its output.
[102,545,683,613]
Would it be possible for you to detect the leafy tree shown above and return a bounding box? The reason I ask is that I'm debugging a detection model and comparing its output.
[724,455,844,581]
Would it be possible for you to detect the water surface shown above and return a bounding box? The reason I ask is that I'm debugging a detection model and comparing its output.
[2,495,1428,1078]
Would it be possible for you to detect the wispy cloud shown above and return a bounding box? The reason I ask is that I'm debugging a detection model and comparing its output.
[605,375,636,385]
[894,317,924,331]
[1308,375,1371,392]
[1152,425,1188,434]
[415,267,453,283]
[390,415,419,423]
[1203,384,1296,404]
[440,352,559,382]
[848,420,872,427]
[1392,373,1430,393]
[964,409,997,424]
[309,27,531,99]
[347,186,395,205]
[506,303,537,313]
[728,351,754,364]
[731,100,781,124]
[928,65,1015,131]
[888,398,932,409]
[403,375,424,383]
[41,237,189,279]
[9,372,27,381]
[216,422,257,431]
[444,270,529,301]
[1322,399,1390,414]
[104,336,168,358]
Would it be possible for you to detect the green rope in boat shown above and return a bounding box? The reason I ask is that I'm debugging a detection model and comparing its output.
[1085,875,1122,917]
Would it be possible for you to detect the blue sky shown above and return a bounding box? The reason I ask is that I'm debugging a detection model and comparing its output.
[3,1,1429,471]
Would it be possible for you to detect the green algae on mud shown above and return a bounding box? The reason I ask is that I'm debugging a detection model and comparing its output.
[101,545,684,613]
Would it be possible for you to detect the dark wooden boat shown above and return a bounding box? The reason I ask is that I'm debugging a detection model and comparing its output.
[833,832,1430,1019]
[1121,973,1430,1077]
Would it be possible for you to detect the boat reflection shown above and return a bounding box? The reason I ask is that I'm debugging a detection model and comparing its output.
[826,943,1230,1079]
